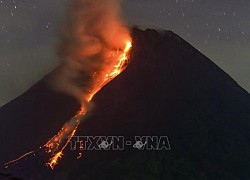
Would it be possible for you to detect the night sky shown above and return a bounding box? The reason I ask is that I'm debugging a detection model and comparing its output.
[0,0,249,107]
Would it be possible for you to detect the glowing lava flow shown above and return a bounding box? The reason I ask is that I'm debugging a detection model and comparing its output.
[45,41,132,169]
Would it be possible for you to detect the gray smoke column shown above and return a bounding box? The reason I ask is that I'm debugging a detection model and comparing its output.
[48,0,131,105]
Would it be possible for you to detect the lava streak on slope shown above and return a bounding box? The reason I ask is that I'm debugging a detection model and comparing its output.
[45,41,132,169]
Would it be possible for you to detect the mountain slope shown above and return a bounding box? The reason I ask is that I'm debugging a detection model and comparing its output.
[70,28,250,179]
[0,73,81,165]
[1,28,250,179]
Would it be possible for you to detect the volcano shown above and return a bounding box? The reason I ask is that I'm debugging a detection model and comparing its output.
[1,28,250,179]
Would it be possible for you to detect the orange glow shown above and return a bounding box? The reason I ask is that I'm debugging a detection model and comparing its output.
[77,153,83,159]
[45,40,132,169]
[3,151,35,168]
[47,152,63,170]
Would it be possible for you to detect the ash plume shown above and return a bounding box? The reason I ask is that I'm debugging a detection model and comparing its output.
[48,0,131,105]
[42,0,131,168]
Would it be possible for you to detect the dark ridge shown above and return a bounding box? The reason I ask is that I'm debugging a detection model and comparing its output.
[0,71,81,165]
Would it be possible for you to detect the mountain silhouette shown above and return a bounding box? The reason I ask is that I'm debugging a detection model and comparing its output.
[1,28,250,179]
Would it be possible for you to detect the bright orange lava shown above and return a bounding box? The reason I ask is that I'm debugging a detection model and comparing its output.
[45,40,132,169]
